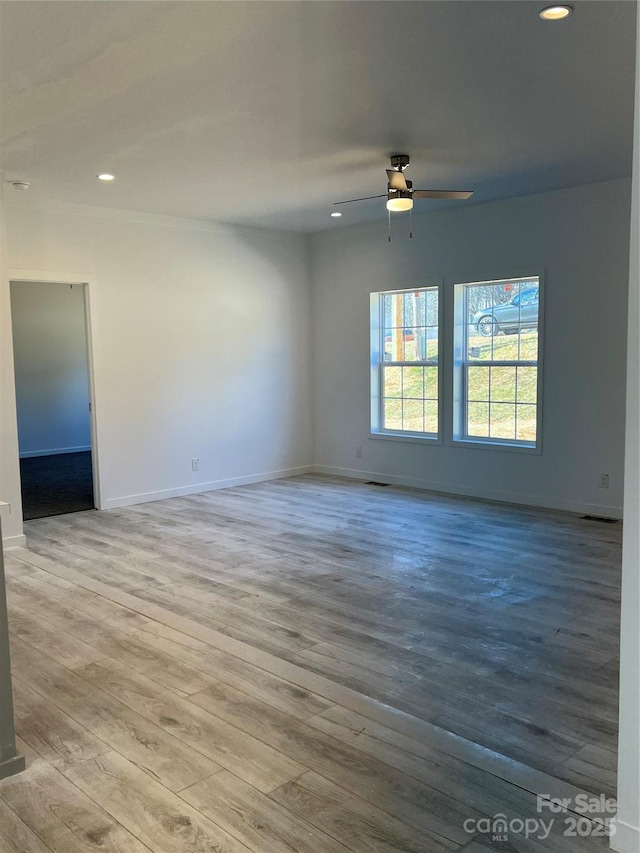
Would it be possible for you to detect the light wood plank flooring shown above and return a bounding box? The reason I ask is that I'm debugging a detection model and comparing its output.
[1,474,621,851]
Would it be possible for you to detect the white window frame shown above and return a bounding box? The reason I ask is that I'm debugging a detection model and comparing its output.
[452,275,544,453]
[370,285,442,443]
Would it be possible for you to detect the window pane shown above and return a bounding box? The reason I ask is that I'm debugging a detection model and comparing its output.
[425,400,438,433]
[375,287,439,438]
[516,404,537,442]
[403,292,415,328]
[467,402,489,437]
[383,290,439,363]
[387,328,404,361]
[385,293,405,361]
[383,398,402,431]
[414,291,427,327]
[402,328,422,362]
[456,277,540,447]
[490,403,516,439]
[490,366,516,403]
[402,366,423,398]
[493,335,520,362]
[426,327,439,361]
[424,366,438,400]
[383,293,394,325]
[466,280,539,361]
[468,366,489,401]
[517,366,537,403]
[426,290,439,325]
[466,328,495,362]
[383,366,402,397]
[519,329,539,361]
[403,399,424,432]
[415,326,430,361]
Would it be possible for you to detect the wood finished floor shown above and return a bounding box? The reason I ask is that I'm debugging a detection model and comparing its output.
[1,474,621,851]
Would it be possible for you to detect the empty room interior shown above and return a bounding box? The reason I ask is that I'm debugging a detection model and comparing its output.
[0,2,639,852]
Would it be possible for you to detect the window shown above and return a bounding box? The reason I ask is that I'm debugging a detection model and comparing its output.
[371,287,440,438]
[453,277,541,448]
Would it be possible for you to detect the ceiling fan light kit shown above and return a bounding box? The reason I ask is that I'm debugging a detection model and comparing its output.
[387,180,414,212]
[333,154,473,240]
[387,195,413,212]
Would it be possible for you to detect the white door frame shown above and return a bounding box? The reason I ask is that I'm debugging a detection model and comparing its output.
[8,269,103,511]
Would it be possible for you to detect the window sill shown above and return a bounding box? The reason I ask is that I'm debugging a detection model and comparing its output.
[370,431,442,446]
[452,437,541,455]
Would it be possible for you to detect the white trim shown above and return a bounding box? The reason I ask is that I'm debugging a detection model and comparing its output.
[104,466,314,509]
[19,446,91,459]
[369,431,442,446]
[451,437,539,455]
[452,273,544,452]
[2,534,28,551]
[370,284,443,440]
[610,819,640,853]
[313,464,623,518]
[81,281,102,510]
[9,271,103,511]
[9,269,93,286]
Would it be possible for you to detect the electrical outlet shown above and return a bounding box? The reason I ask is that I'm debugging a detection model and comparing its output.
[599,473,609,489]
[192,458,200,472]
[355,446,363,458]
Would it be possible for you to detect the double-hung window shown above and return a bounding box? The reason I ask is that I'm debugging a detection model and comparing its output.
[453,276,542,449]
[371,287,440,438]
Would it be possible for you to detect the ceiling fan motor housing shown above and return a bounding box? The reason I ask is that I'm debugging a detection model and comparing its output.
[390,154,410,171]
[388,179,413,201]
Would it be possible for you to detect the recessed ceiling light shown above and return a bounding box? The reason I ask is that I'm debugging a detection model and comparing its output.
[331,211,342,218]
[97,173,115,182]
[539,5,572,20]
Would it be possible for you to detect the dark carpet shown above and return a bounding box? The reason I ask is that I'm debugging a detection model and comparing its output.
[20,451,94,520]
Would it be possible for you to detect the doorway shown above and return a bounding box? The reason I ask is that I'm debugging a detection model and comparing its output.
[10,279,98,520]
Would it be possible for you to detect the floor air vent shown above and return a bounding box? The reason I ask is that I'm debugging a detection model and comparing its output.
[366,481,389,487]
[581,515,620,524]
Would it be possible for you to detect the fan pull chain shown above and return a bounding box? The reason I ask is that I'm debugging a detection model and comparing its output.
[388,209,391,243]
[409,207,413,239]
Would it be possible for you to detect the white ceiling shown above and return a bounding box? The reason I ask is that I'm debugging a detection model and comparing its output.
[0,1,636,233]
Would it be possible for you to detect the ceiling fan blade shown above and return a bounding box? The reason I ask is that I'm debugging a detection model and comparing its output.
[333,195,386,205]
[386,170,407,191]
[413,190,474,200]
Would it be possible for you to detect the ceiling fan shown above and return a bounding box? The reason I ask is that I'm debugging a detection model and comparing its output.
[334,154,473,214]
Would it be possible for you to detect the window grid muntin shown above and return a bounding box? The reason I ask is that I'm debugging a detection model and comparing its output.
[379,287,439,436]
[465,365,538,440]
[461,279,540,446]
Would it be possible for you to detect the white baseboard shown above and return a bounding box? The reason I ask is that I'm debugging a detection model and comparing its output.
[313,465,624,518]
[611,819,640,853]
[104,465,314,509]
[2,534,28,550]
[19,446,91,459]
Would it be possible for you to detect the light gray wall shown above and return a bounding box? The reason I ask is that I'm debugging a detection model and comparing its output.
[0,190,25,546]
[614,4,640,849]
[0,511,24,779]
[311,178,631,516]
[11,281,91,457]
[3,201,313,536]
